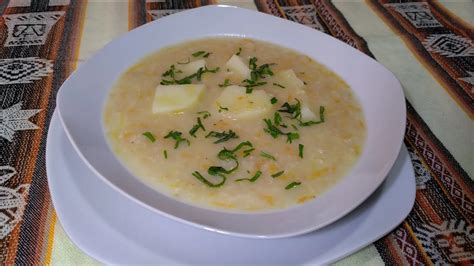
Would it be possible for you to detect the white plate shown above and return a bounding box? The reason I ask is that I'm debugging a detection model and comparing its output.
[57,5,406,238]
[47,110,415,264]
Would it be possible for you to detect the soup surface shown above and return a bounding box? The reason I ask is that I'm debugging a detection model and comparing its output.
[103,38,366,212]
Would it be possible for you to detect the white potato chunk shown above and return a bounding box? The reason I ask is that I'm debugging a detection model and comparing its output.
[275,69,305,90]
[301,104,316,120]
[225,55,250,80]
[215,85,271,120]
[152,84,205,114]
[178,59,205,76]
[294,87,316,121]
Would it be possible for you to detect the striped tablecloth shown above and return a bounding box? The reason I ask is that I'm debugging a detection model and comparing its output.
[0,0,472,264]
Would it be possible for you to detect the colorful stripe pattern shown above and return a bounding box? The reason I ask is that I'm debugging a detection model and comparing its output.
[253,0,473,265]
[0,0,87,264]
[254,0,375,58]
[129,0,215,30]
[367,0,474,118]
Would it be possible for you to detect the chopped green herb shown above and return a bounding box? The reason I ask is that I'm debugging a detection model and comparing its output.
[243,148,255,157]
[197,111,211,119]
[240,57,274,92]
[163,150,168,159]
[246,87,253,94]
[279,99,302,120]
[291,124,299,131]
[177,58,190,64]
[218,104,229,113]
[298,144,304,158]
[286,132,300,143]
[203,52,211,58]
[205,130,239,144]
[216,149,239,173]
[192,51,206,57]
[164,131,190,149]
[236,47,242,56]
[208,166,234,175]
[273,83,286,88]
[249,57,258,69]
[274,112,283,126]
[230,141,253,154]
[142,132,156,143]
[160,64,219,85]
[271,97,278,104]
[189,117,206,138]
[263,116,299,143]
[260,151,276,161]
[263,118,285,138]
[285,181,301,190]
[162,65,175,78]
[192,171,225,188]
[192,141,254,188]
[219,78,231,88]
[236,170,262,182]
[196,66,219,81]
[271,171,285,178]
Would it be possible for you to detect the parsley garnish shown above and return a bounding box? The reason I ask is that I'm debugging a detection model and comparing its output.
[236,170,262,182]
[163,150,168,159]
[285,181,301,190]
[236,47,242,56]
[271,97,278,104]
[164,131,190,149]
[192,171,226,188]
[286,132,300,143]
[196,66,219,81]
[142,132,156,143]
[263,117,300,143]
[263,118,285,138]
[279,99,302,120]
[206,130,239,144]
[273,83,286,88]
[192,141,253,188]
[241,57,274,92]
[298,144,304,158]
[189,117,206,138]
[197,111,211,119]
[271,171,285,178]
[219,78,231,88]
[160,65,219,85]
[260,151,276,161]
[274,112,283,126]
[243,148,255,157]
[218,104,229,113]
[279,100,326,127]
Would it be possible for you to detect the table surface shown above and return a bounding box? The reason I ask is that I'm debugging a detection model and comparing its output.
[0,0,472,265]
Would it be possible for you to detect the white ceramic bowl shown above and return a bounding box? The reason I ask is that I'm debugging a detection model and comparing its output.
[57,5,405,238]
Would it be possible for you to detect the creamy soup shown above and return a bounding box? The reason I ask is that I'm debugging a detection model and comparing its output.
[103,38,366,212]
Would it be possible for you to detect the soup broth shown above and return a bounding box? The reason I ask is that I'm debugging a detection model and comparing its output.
[103,38,366,211]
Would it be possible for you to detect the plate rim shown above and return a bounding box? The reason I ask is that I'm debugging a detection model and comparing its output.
[46,110,416,264]
[56,5,407,238]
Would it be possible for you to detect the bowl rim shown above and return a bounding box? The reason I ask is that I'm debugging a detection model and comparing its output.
[57,5,406,238]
